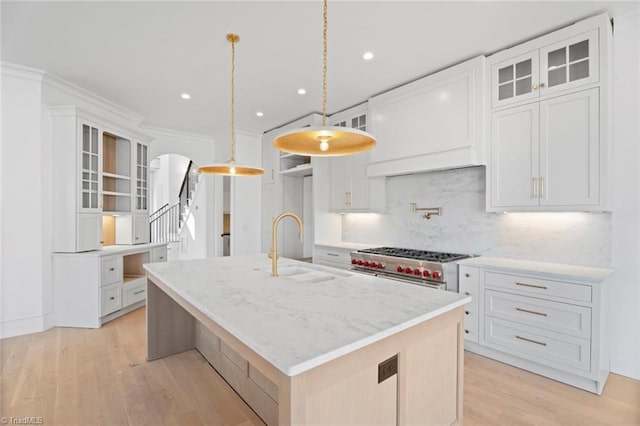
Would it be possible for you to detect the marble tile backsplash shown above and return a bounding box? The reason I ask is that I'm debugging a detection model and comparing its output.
[341,166,611,268]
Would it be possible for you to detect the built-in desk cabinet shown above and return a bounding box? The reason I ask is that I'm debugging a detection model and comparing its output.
[486,13,611,212]
[458,257,611,394]
[53,244,167,328]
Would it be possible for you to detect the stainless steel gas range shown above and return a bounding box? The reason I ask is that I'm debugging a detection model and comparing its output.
[350,247,471,292]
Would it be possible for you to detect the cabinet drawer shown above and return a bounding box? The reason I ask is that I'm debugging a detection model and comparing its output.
[314,246,352,269]
[220,341,249,374]
[123,280,146,307]
[484,317,590,372]
[101,283,122,316]
[151,246,167,263]
[484,271,591,302]
[485,290,591,339]
[100,256,122,286]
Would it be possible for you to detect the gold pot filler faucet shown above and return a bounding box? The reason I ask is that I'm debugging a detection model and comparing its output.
[269,212,304,277]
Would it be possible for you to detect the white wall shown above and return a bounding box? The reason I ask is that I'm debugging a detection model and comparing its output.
[179,179,209,260]
[609,10,640,380]
[0,68,47,337]
[230,131,262,255]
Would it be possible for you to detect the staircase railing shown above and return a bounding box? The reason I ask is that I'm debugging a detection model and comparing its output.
[149,202,180,243]
[178,160,197,228]
[149,160,200,244]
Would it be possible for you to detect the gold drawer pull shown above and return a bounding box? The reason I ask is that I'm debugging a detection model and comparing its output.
[464,292,470,296]
[516,307,548,316]
[465,310,470,315]
[516,282,547,290]
[133,290,145,295]
[464,273,470,278]
[464,330,469,334]
[516,335,547,346]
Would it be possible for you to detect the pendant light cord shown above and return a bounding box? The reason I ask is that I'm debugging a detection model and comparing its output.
[229,34,238,163]
[322,0,328,126]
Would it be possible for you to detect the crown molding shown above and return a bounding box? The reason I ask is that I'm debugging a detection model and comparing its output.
[139,124,214,144]
[0,62,45,83]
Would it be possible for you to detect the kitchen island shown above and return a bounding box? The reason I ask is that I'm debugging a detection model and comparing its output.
[144,254,470,425]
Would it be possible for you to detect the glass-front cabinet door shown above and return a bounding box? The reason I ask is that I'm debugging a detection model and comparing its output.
[135,142,148,212]
[539,29,599,96]
[491,51,539,109]
[79,122,102,212]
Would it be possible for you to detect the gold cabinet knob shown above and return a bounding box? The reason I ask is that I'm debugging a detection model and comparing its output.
[465,273,470,277]
[540,82,545,87]
[532,84,538,90]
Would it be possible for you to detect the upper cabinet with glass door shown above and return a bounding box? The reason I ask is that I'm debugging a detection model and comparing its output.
[79,123,102,213]
[134,141,148,213]
[491,27,599,109]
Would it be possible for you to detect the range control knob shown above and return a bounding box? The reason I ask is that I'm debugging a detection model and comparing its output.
[357,260,364,266]
[404,267,412,274]
[396,266,404,273]
[351,259,357,265]
[432,271,441,279]
[377,263,384,269]
[423,270,431,277]
[413,268,421,275]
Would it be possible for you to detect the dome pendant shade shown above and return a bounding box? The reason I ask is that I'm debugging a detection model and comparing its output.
[198,33,264,176]
[198,162,264,176]
[273,126,376,156]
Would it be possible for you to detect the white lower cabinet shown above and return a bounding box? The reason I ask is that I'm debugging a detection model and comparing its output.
[313,244,356,270]
[100,282,122,316]
[458,257,611,394]
[53,243,167,328]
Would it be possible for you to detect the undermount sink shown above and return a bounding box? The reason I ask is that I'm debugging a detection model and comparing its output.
[272,264,351,283]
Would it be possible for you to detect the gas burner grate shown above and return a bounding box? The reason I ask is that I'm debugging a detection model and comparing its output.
[358,247,470,263]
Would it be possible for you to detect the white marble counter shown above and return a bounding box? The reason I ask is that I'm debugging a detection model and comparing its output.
[52,242,166,257]
[144,254,469,376]
[457,256,612,282]
[314,241,379,250]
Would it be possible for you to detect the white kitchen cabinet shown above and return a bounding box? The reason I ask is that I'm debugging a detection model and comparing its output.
[492,29,599,109]
[114,213,150,245]
[329,105,385,212]
[53,243,167,328]
[486,14,610,212]
[367,55,486,177]
[134,141,149,213]
[313,244,354,270]
[457,256,611,394]
[52,106,152,252]
[459,266,480,344]
[52,107,104,252]
[489,87,601,211]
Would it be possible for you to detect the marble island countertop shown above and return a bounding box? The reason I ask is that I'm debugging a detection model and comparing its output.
[144,254,470,376]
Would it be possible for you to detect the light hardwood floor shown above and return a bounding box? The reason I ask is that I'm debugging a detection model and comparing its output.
[2,307,639,425]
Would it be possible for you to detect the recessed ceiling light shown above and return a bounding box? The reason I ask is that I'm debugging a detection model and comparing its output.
[256,111,264,117]
[297,88,306,95]
[363,52,374,61]
[181,93,191,99]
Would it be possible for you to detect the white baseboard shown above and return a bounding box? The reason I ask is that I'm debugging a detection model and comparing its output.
[611,351,640,380]
[0,315,49,339]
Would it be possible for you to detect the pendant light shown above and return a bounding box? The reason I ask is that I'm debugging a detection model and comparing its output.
[272,0,376,156]
[198,34,264,176]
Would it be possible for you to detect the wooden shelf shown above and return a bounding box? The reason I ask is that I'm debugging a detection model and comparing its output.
[103,172,131,180]
[124,274,145,284]
[103,191,130,197]
[279,163,313,177]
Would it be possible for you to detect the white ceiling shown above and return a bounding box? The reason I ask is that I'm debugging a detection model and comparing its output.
[2,1,639,144]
